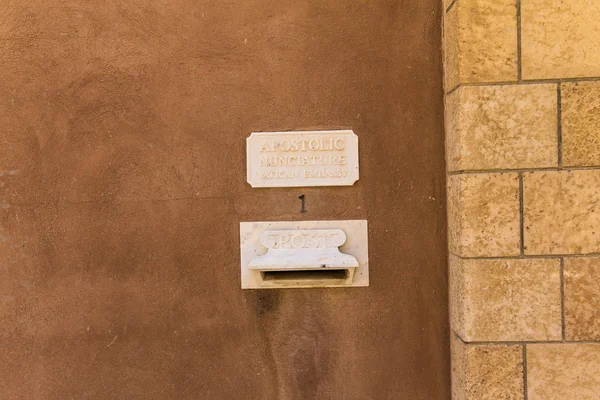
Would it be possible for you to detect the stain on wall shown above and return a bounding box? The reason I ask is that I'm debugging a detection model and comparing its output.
[0,1,448,398]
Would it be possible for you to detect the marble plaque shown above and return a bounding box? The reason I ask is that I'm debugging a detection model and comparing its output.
[246,130,359,188]
[240,220,369,289]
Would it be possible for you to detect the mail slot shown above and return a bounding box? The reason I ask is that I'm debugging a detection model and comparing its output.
[262,269,349,282]
[240,221,368,289]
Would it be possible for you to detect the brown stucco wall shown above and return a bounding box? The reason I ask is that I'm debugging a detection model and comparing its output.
[445,0,600,398]
[0,1,449,398]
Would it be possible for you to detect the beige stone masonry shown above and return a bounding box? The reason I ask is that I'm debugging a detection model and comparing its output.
[445,0,600,398]
[562,81,600,167]
[450,255,561,341]
[444,0,517,90]
[522,0,600,79]
[523,170,600,255]
[446,84,557,171]
[564,257,600,341]
[527,344,600,400]
[451,335,524,400]
[448,173,520,257]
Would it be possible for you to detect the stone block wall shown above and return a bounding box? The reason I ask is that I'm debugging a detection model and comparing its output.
[444,0,600,398]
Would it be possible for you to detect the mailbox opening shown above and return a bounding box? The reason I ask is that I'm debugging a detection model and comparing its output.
[262,269,349,282]
[254,266,356,287]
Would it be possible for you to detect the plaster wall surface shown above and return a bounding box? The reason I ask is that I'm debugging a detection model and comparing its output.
[0,1,448,398]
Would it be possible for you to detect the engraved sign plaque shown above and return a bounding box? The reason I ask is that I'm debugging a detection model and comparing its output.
[246,130,359,188]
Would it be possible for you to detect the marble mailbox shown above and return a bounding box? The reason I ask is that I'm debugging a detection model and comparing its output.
[240,220,368,289]
[246,130,359,188]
